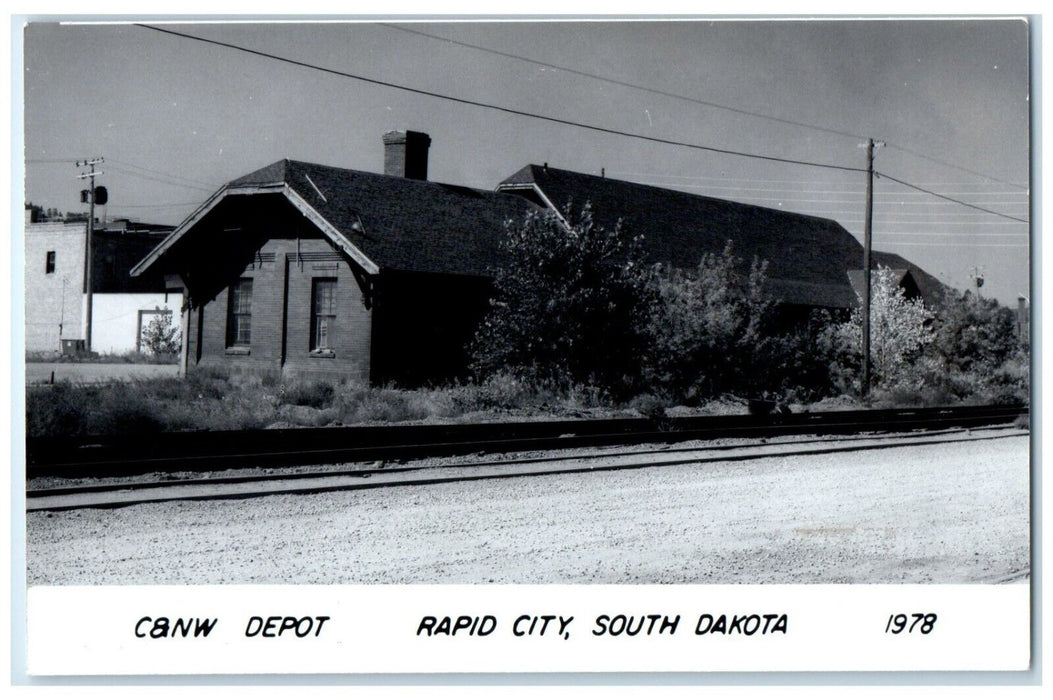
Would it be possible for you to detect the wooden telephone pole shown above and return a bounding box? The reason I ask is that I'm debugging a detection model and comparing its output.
[77,158,104,352]
[860,139,883,399]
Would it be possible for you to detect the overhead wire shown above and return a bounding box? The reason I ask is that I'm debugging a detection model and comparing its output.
[135,23,866,176]
[606,170,1027,190]
[128,24,1029,232]
[875,172,1029,223]
[383,23,1026,193]
[108,158,218,190]
[380,22,867,142]
[105,201,203,209]
[883,141,1028,190]
[107,164,216,192]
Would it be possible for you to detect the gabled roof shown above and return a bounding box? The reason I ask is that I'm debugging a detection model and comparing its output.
[134,159,544,278]
[134,157,944,312]
[499,164,899,309]
[847,268,921,302]
[870,250,947,305]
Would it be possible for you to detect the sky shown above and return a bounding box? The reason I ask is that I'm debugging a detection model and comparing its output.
[20,18,1031,305]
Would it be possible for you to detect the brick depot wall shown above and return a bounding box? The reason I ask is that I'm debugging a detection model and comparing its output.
[189,235,371,383]
[371,270,492,386]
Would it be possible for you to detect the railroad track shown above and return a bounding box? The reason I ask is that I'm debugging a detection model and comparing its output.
[26,404,1027,480]
[26,424,1028,512]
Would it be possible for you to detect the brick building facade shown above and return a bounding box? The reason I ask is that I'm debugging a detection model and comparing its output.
[133,132,536,383]
[134,130,944,386]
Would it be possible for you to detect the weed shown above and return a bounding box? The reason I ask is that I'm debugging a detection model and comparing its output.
[279,381,336,409]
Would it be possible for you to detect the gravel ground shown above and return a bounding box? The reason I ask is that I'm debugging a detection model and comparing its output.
[26,435,1029,585]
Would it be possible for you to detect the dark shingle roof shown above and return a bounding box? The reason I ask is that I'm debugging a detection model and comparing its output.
[499,164,889,308]
[870,251,947,305]
[230,159,544,277]
[144,158,944,310]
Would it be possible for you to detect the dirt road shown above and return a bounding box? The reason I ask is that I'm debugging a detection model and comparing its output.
[26,434,1029,585]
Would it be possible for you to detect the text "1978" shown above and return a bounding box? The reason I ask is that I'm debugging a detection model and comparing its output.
[885,613,937,635]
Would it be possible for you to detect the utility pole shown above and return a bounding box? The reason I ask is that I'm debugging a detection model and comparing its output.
[76,158,104,352]
[859,138,883,399]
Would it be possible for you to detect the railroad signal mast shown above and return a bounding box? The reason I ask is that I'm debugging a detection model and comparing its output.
[76,157,105,352]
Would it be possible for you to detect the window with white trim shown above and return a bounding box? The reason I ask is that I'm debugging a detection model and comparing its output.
[226,278,253,348]
[311,278,337,353]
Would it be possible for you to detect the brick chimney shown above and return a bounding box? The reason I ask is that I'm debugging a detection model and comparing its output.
[383,130,431,181]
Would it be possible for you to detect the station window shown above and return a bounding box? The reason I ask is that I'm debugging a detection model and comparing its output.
[311,278,337,352]
[226,278,253,348]
[45,251,56,274]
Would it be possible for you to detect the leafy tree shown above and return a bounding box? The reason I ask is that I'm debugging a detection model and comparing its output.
[643,242,775,401]
[471,205,654,397]
[922,290,1029,405]
[820,266,935,393]
[933,289,1019,374]
[141,312,181,356]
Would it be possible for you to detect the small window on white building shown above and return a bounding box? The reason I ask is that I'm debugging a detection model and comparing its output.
[45,251,56,274]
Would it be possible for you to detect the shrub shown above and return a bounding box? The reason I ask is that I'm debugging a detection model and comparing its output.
[629,393,671,422]
[280,381,336,409]
[642,242,776,402]
[933,290,1020,375]
[471,205,655,399]
[332,386,442,424]
[26,382,92,437]
[186,368,232,400]
[26,381,164,437]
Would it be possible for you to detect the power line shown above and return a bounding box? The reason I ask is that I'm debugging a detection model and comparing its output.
[136,23,865,175]
[609,170,858,185]
[875,172,1029,223]
[842,220,1027,227]
[607,169,1028,190]
[28,157,218,194]
[384,24,1025,192]
[884,141,1028,190]
[106,201,202,209]
[381,22,867,142]
[136,24,1026,225]
[108,158,217,189]
[107,163,215,192]
[874,231,1029,237]
[886,241,1029,248]
[630,178,1028,201]
[645,183,1027,198]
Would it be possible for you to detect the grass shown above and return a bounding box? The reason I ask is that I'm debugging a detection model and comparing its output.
[26,350,180,365]
[25,370,651,439]
[23,367,1031,439]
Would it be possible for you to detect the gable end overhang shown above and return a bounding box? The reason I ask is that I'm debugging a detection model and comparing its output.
[130,183,380,277]
[496,182,569,228]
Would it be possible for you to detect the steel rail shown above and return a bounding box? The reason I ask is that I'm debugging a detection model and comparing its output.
[26,404,1027,479]
[26,428,1027,513]
[25,424,1003,498]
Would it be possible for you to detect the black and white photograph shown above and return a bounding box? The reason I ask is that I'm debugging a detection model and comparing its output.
[15,15,1034,678]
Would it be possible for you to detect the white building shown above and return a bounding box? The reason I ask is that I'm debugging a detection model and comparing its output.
[24,212,183,355]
